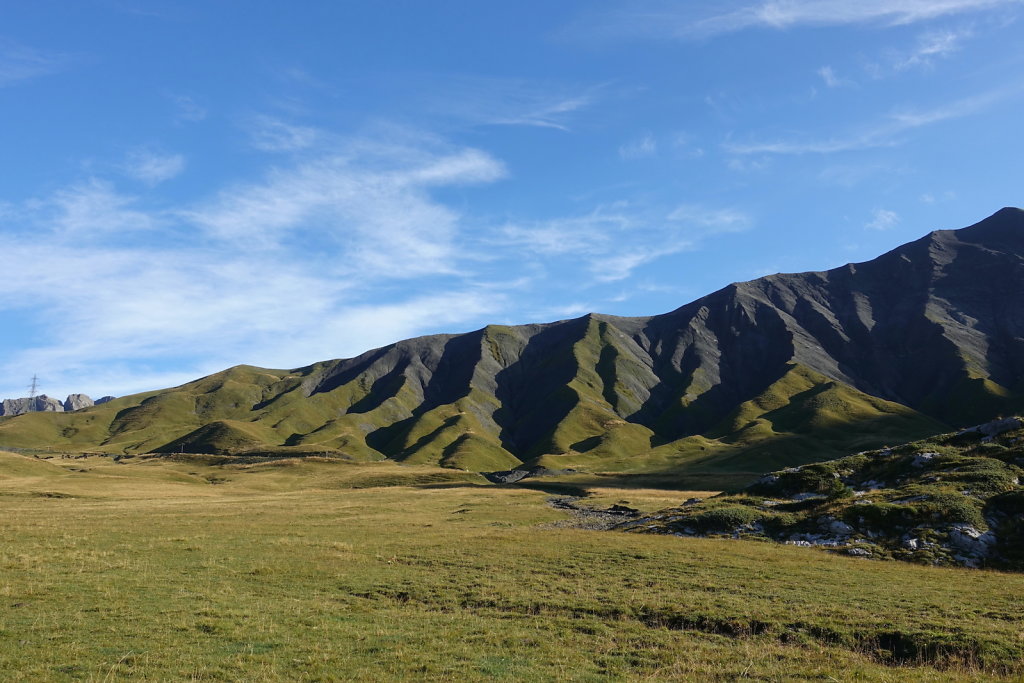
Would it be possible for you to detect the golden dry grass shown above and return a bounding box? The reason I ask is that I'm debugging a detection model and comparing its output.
[0,452,1021,680]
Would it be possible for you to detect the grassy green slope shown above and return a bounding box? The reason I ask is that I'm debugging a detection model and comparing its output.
[535,363,945,485]
[0,347,950,483]
[0,450,70,480]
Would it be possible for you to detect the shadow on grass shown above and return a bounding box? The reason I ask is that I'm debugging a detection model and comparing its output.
[415,471,755,495]
[525,472,755,492]
[509,481,594,496]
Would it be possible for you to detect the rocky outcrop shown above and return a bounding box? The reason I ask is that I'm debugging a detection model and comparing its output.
[620,419,1024,570]
[0,393,113,416]
[0,395,65,416]
[63,394,94,412]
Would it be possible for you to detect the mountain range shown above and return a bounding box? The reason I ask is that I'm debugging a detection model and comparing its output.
[2,208,1022,486]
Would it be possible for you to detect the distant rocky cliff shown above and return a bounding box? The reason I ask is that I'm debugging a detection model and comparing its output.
[0,394,114,417]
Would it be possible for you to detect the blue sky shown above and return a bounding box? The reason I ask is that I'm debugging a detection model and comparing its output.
[1,0,1023,400]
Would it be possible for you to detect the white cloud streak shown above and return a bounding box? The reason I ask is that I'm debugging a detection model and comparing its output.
[0,134,512,399]
[40,179,158,237]
[124,149,186,185]
[168,93,207,122]
[667,205,753,233]
[574,0,1021,40]
[0,41,69,86]
[186,144,505,281]
[423,75,603,131]
[619,134,657,159]
[247,115,321,151]
[866,208,900,230]
[498,202,752,283]
[725,86,1015,155]
[817,65,849,87]
[894,29,971,70]
[0,117,750,399]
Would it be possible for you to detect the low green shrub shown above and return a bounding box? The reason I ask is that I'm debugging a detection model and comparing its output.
[917,493,986,528]
[689,506,766,533]
[844,502,914,531]
[750,463,842,497]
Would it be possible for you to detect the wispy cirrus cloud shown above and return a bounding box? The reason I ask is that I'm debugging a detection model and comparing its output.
[246,114,321,152]
[619,133,657,160]
[0,40,71,86]
[0,110,750,398]
[893,28,971,70]
[725,86,1017,155]
[123,149,186,185]
[167,93,207,122]
[422,75,604,131]
[570,0,1021,41]
[817,65,851,88]
[187,140,505,280]
[36,179,158,238]
[866,208,900,230]
[0,130,511,398]
[497,202,752,282]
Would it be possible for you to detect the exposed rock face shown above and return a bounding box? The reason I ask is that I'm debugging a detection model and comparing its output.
[95,396,116,405]
[63,394,94,412]
[620,419,1024,570]
[0,393,111,416]
[0,395,65,416]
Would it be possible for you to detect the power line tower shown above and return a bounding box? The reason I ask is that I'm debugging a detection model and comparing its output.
[28,375,39,401]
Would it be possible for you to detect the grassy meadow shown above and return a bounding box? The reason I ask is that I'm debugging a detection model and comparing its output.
[1,450,1023,680]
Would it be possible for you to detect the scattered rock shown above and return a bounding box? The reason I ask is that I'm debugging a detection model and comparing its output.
[616,417,1024,571]
[947,525,996,557]
[826,519,854,536]
[958,417,1023,438]
[483,466,578,485]
[545,497,640,530]
[910,452,939,467]
[483,469,531,484]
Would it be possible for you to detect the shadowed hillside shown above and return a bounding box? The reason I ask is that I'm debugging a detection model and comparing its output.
[3,208,1023,483]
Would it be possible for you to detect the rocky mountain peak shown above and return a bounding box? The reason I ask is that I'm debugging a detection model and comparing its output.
[0,392,112,417]
[64,394,95,412]
[955,206,1024,247]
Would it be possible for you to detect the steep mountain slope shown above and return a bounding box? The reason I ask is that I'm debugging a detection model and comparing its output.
[2,208,1022,483]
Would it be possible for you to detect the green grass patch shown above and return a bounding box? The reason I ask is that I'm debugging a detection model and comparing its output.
[0,455,1021,679]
